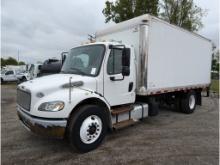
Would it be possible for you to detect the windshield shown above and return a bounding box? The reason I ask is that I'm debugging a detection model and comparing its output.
[29,64,34,74]
[61,45,105,76]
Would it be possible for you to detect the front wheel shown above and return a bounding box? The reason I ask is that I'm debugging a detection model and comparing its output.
[68,105,108,152]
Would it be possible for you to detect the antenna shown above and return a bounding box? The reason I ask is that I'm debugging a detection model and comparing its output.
[88,34,96,42]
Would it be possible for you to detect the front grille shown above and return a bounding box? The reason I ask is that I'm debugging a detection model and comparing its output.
[17,89,31,111]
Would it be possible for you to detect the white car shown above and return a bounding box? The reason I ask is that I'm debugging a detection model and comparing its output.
[28,63,42,79]
[1,69,29,83]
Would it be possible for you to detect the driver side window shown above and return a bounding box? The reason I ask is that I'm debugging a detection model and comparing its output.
[107,49,123,75]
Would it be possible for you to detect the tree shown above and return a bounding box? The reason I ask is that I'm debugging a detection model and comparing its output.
[160,0,206,31]
[102,0,159,23]
[212,59,217,71]
[1,58,6,67]
[212,50,219,72]
[5,57,18,65]
[18,61,25,65]
[1,57,26,66]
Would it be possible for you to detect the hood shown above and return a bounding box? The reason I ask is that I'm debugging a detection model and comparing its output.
[19,74,97,94]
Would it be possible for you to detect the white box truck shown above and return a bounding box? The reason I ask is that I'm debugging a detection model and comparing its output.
[16,14,212,152]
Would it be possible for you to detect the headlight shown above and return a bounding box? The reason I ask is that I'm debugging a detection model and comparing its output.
[38,101,65,112]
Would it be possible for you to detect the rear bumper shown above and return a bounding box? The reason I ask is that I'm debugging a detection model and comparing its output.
[17,106,67,138]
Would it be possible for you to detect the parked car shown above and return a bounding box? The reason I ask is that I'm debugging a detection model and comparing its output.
[28,52,67,79]
[37,59,62,77]
[1,69,29,83]
[27,63,42,80]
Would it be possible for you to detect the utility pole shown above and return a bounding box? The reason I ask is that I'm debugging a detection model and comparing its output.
[17,49,20,64]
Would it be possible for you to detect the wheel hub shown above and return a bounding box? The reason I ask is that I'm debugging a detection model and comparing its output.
[88,124,97,135]
[189,95,196,110]
[80,115,102,144]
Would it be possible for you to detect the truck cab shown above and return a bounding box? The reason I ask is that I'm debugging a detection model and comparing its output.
[17,42,146,152]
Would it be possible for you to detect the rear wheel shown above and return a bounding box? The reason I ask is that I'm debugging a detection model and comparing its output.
[68,105,108,152]
[180,91,197,114]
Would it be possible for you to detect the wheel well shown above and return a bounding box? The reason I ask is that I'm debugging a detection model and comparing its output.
[174,89,201,105]
[153,89,202,106]
[67,98,111,131]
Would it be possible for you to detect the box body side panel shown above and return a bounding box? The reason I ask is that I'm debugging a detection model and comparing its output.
[146,19,212,93]
[96,17,212,96]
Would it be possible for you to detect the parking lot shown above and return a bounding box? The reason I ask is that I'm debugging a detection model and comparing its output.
[1,84,219,165]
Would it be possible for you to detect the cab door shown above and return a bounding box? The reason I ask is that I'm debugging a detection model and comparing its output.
[103,47,135,106]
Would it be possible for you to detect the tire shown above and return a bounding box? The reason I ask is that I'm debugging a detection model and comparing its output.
[148,97,159,116]
[21,77,27,82]
[68,105,108,152]
[17,77,27,84]
[180,91,197,114]
[174,97,181,112]
[1,78,4,84]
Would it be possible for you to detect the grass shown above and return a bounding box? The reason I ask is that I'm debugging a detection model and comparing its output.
[210,79,219,93]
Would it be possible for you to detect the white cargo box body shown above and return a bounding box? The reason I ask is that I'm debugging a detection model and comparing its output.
[96,15,212,95]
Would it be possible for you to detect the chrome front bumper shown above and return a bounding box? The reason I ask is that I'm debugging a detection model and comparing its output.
[17,106,67,138]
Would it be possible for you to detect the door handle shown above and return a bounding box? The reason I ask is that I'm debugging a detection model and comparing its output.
[110,74,124,81]
[128,82,133,92]
[110,76,124,81]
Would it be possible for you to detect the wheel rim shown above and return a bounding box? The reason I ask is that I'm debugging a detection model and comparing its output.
[189,95,196,110]
[80,115,102,144]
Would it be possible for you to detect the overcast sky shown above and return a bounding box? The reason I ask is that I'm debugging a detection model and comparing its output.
[1,0,219,63]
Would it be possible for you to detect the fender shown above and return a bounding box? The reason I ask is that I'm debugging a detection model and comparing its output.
[67,90,112,129]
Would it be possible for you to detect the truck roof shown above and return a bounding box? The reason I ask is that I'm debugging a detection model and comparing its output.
[96,14,211,43]
[81,41,131,48]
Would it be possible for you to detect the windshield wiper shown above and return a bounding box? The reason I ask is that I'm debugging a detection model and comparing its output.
[60,71,69,74]
[60,68,86,75]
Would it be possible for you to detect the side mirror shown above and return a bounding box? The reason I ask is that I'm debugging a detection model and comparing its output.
[61,52,68,65]
[122,48,130,76]
[62,55,66,65]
